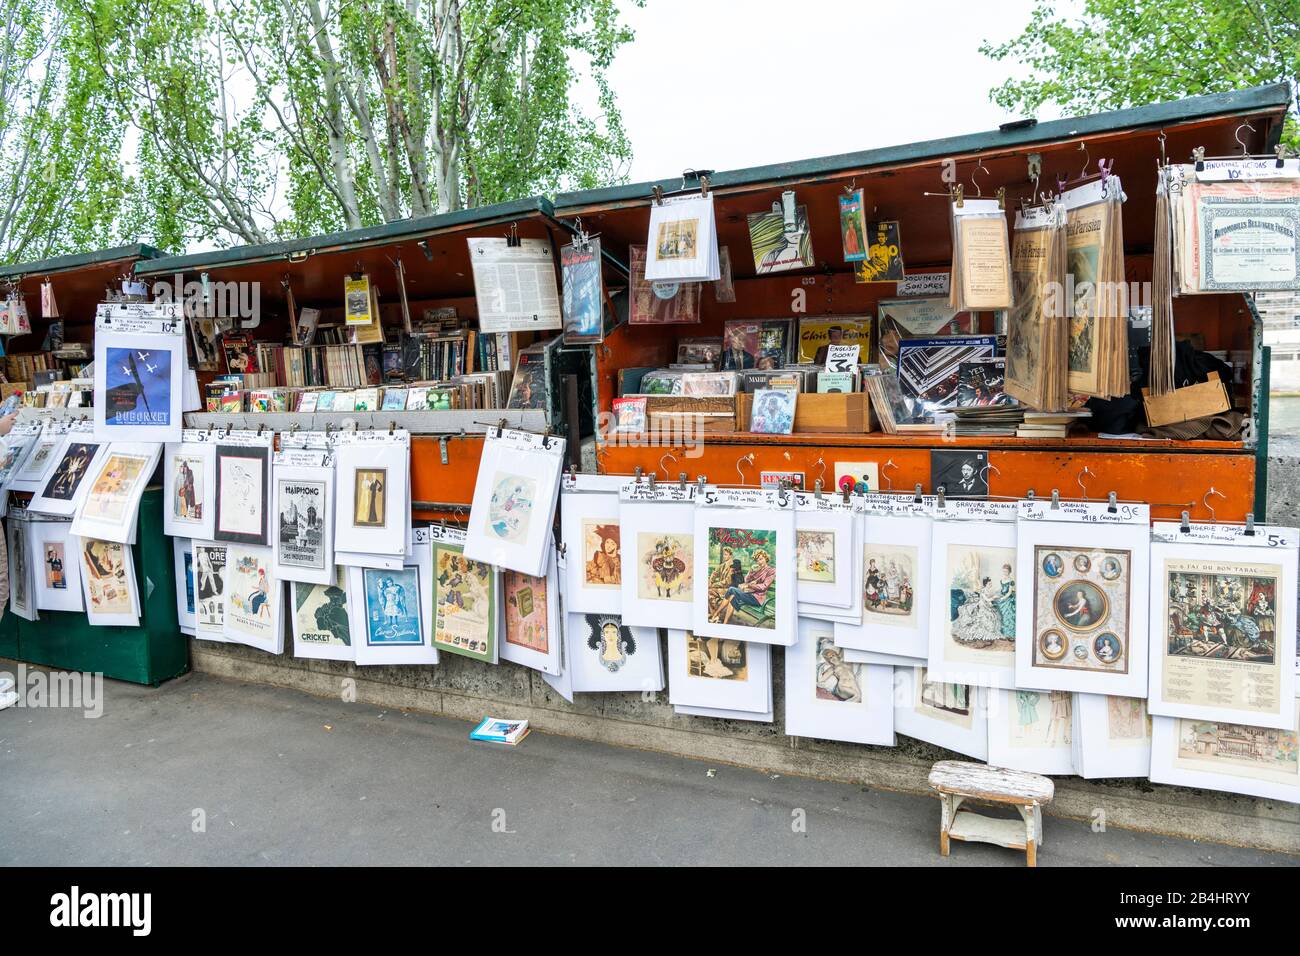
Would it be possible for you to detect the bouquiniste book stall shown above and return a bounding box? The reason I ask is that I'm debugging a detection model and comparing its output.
[0,86,1298,815]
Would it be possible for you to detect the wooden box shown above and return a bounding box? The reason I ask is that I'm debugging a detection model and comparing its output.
[735,392,872,434]
[1142,372,1230,427]
[645,394,736,434]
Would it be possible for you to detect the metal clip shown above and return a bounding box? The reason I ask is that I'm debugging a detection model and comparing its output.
[1180,510,1191,533]
[1245,513,1256,536]
[678,472,687,492]
[814,478,823,501]
[1050,489,1060,509]
[439,435,449,465]
[652,184,665,205]
[389,421,396,436]
[913,483,922,504]
[647,473,656,491]
[697,476,708,493]
[1107,491,1118,514]
[842,485,851,505]
[937,487,946,510]
[633,465,643,483]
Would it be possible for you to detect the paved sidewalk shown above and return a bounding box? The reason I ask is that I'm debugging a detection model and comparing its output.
[0,672,1292,866]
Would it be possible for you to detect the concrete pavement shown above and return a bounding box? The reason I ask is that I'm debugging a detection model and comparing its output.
[0,672,1293,866]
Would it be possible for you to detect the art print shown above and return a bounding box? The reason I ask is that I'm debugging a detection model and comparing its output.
[82,538,132,616]
[504,569,549,652]
[104,345,171,428]
[628,245,701,325]
[686,634,748,680]
[1031,546,1131,673]
[746,204,814,274]
[786,619,894,744]
[216,445,269,543]
[1107,695,1149,741]
[638,531,691,601]
[1009,689,1072,748]
[83,454,148,523]
[293,573,351,649]
[931,449,989,497]
[226,547,275,637]
[945,543,1017,658]
[1173,719,1298,780]
[195,543,227,629]
[433,544,495,660]
[796,528,836,584]
[656,218,698,261]
[43,541,67,590]
[863,546,916,626]
[561,239,604,344]
[182,550,195,615]
[916,668,975,730]
[1165,563,1277,664]
[353,468,386,528]
[584,614,639,673]
[815,635,865,704]
[11,522,28,611]
[18,439,59,481]
[362,567,421,645]
[486,472,534,544]
[42,442,98,502]
[855,220,905,282]
[582,520,621,588]
[833,462,879,496]
[707,527,777,630]
[171,453,204,523]
[278,477,327,569]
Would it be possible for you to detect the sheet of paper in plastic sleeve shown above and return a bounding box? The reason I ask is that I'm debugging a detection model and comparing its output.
[162,430,217,540]
[464,427,565,578]
[1146,521,1297,729]
[349,527,438,666]
[1014,499,1150,699]
[893,666,988,762]
[9,428,69,495]
[0,425,44,505]
[7,511,38,621]
[92,313,185,443]
[290,569,354,662]
[429,523,499,665]
[691,489,797,647]
[986,688,1077,776]
[499,541,562,676]
[643,193,720,283]
[1070,693,1151,779]
[213,432,275,546]
[193,540,229,642]
[835,497,933,660]
[925,500,1019,689]
[617,480,696,630]
[565,612,663,693]
[558,473,624,615]
[271,452,335,586]
[32,517,83,613]
[783,617,895,745]
[78,537,140,627]
[71,441,163,545]
[792,492,857,613]
[173,537,196,635]
[221,543,284,654]
[332,434,410,561]
[1149,700,1300,803]
[666,629,772,716]
[467,237,563,334]
[27,425,106,518]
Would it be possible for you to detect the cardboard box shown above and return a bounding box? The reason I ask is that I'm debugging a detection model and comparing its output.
[1142,372,1230,427]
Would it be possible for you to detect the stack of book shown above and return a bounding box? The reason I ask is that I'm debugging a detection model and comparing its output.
[1016,410,1093,439]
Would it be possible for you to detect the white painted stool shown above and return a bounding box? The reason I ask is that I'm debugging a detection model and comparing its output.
[928,760,1054,867]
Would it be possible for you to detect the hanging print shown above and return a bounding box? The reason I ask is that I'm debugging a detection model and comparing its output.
[354,468,386,528]
[487,473,534,544]
[223,544,282,652]
[214,442,271,545]
[291,571,353,661]
[194,541,228,639]
[80,537,137,625]
[707,527,778,631]
[104,345,171,428]
[432,533,498,663]
[362,567,422,646]
[93,322,185,442]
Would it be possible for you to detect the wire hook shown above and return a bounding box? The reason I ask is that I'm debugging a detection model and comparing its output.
[812,457,826,485]
[1077,465,1095,499]
[736,453,755,486]
[981,461,1002,485]
[659,451,677,480]
[1235,121,1256,156]
[1077,140,1091,178]
[881,459,897,491]
[1203,486,1226,523]
[970,158,988,198]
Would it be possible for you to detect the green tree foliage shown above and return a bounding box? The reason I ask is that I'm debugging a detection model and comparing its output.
[983,0,1299,146]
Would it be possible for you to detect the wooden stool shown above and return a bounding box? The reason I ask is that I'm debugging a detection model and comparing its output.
[928,760,1054,867]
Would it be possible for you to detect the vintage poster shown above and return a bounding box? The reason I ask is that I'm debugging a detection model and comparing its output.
[561,239,603,344]
[43,540,67,592]
[292,572,352,653]
[746,203,814,274]
[224,545,278,645]
[170,450,205,525]
[432,542,497,662]
[81,538,134,618]
[796,528,836,585]
[194,541,228,637]
[917,669,976,730]
[1172,717,1298,784]
[637,531,692,602]
[628,245,701,325]
[81,452,150,524]
[215,444,270,545]
[277,477,328,571]
[1031,546,1132,675]
[814,635,866,704]
[863,544,918,627]
[894,666,988,761]
[103,345,172,429]
[485,472,534,544]
[945,543,1017,658]
[353,468,386,528]
[666,629,772,716]
[784,619,895,744]
[855,220,905,282]
[567,613,663,692]
[40,442,99,505]
[582,521,621,588]
[1161,556,1283,718]
[583,614,641,675]
[13,435,63,488]
[706,527,778,631]
[504,569,549,653]
[839,188,868,262]
[9,519,29,615]
[361,567,422,645]
[1009,689,1073,748]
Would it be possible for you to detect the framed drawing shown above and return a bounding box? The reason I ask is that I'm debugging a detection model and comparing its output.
[793,493,858,613]
[691,491,797,646]
[32,518,83,614]
[1071,693,1151,779]
[1014,501,1150,698]
[666,630,772,716]
[784,618,894,746]
[28,438,105,517]
[222,543,284,655]
[1149,702,1300,803]
[71,442,163,545]
[79,537,140,627]
[986,688,1076,775]
[925,501,1019,689]
[465,427,566,578]
[835,504,932,660]
[162,432,217,540]
[290,570,354,661]
[500,543,562,676]
[1147,523,1297,729]
[271,456,335,586]
[559,474,625,615]
[618,483,696,630]
[214,436,273,546]
[893,666,988,761]
[429,523,499,664]
[173,537,196,635]
[193,540,229,642]
[565,613,663,693]
[349,528,436,666]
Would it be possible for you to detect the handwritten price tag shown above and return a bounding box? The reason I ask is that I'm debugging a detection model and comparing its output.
[1018,499,1148,525]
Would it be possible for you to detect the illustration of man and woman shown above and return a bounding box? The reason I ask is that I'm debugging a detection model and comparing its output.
[585,525,621,585]
[714,548,775,626]
[866,557,913,613]
[175,459,197,519]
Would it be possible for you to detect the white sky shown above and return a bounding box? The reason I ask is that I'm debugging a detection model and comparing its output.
[606,0,1059,183]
